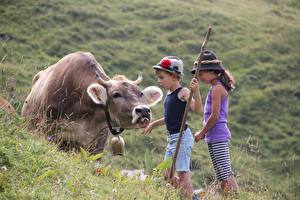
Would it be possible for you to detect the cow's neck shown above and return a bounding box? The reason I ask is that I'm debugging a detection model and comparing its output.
[104,107,124,135]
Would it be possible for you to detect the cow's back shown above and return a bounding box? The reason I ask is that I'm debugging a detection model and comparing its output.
[22,52,108,128]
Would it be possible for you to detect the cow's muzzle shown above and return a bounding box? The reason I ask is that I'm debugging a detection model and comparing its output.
[132,105,151,128]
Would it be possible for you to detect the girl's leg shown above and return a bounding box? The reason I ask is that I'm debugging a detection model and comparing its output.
[208,142,238,195]
[228,175,238,190]
[178,171,193,199]
[220,179,229,195]
[220,175,238,195]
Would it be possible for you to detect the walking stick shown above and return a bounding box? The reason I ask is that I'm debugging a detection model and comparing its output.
[169,26,212,180]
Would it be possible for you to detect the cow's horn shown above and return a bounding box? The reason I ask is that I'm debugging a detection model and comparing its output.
[97,78,107,86]
[133,73,143,85]
[96,71,110,87]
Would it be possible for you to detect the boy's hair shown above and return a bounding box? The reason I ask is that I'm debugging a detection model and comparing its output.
[155,68,181,80]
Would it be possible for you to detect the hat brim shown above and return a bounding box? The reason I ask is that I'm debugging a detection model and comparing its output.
[191,63,224,74]
[153,65,183,76]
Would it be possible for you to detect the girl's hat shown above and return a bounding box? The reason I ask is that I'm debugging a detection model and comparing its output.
[153,56,184,76]
[191,50,224,74]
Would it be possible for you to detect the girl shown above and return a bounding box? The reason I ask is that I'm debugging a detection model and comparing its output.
[193,50,238,196]
[143,56,201,199]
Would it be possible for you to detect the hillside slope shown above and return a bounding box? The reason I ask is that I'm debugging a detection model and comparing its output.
[0,115,182,199]
[1,0,299,199]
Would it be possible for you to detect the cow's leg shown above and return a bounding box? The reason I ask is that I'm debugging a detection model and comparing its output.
[86,128,109,154]
[58,140,81,152]
[51,121,90,152]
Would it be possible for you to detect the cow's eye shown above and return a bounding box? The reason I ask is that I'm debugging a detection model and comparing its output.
[112,92,122,98]
[140,92,144,97]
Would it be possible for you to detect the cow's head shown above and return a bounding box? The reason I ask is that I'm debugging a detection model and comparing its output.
[87,74,162,129]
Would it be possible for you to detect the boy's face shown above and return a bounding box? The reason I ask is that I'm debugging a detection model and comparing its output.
[155,70,178,90]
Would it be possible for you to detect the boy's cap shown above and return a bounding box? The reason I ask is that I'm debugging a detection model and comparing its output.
[191,50,224,74]
[153,56,184,76]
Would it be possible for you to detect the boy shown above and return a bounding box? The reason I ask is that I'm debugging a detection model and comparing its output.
[143,56,202,199]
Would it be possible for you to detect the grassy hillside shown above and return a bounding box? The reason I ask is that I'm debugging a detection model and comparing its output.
[1,0,299,199]
[0,114,275,199]
[0,115,182,199]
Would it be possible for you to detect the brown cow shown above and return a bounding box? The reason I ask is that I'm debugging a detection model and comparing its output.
[21,52,162,153]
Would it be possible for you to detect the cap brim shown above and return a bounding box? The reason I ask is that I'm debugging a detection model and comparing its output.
[152,65,177,75]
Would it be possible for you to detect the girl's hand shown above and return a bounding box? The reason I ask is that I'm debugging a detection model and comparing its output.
[194,131,205,142]
[190,78,199,93]
[142,122,154,134]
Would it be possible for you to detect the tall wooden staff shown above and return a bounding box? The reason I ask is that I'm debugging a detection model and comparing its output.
[169,26,212,180]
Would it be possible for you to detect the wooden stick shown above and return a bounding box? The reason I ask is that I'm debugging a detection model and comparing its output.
[169,26,212,179]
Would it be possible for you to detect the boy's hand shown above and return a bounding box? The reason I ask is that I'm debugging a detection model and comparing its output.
[142,122,154,134]
[194,131,205,142]
[190,78,199,93]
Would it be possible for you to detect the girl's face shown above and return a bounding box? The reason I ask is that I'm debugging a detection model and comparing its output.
[155,70,178,90]
[196,70,216,84]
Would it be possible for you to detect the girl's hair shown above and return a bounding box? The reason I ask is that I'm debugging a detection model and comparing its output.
[214,69,235,92]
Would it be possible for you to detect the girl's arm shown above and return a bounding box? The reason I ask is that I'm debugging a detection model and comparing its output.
[195,85,222,142]
[189,78,202,114]
[142,117,165,134]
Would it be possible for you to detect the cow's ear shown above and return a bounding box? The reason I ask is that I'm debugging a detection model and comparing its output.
[142,86,163,107]
[87,83,107,105]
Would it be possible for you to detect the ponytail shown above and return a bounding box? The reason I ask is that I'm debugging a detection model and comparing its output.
[217,69,235,92]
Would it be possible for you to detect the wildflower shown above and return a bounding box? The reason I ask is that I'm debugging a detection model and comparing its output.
[1,166,8,171]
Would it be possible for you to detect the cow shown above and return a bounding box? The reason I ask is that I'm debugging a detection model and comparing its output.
[21,52,163,153]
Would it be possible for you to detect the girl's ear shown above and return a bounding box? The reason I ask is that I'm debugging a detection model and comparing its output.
[87,83,108,105]
[142,86,163,107]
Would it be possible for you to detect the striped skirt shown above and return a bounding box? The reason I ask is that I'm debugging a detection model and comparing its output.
[208,142,233,181]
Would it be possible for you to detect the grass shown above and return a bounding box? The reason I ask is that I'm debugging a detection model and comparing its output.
[0,114,182,200]
[0,114,278,199]
[1,0,299,199]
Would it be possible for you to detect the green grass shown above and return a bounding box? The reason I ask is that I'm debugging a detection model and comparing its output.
[1,0,299,199]
[0,115,181,200]
[0,114,277,200]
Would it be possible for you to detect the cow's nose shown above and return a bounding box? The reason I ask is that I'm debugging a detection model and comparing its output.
[134,105,151,117]
[132,105,152,124]
[135,107,150,114]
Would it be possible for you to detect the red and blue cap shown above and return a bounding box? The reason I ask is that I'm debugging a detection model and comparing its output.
[153,56,184,76]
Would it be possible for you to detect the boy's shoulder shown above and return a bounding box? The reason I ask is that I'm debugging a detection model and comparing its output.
[180,87,190,93]
[178,87,190,101]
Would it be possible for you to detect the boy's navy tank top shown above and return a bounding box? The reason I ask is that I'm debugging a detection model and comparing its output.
[164,87,188,135]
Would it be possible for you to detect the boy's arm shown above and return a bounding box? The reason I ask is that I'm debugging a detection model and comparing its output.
[151,118,165,127]
[178,78,202,113]
[142,117,165,134]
